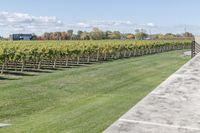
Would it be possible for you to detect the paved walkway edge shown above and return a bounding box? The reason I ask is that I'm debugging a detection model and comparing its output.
[104,53,200,133]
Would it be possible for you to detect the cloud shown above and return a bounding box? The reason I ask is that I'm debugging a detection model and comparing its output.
[0,13,156,36]
[146,23,155,27]
[67,20,157,34]
[74,20,134,28]
[1,11,200,37]
[77,22,91,28]
[70,21,200,35]
[0,11,64,36]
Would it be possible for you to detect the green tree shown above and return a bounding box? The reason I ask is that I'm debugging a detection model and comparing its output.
[164,33,176,38]
[44,32,51,40]
[80,32,90,40]
[55,32,62,40]
[135,29,148,40]
[183,32,193,37]
[135,32,148,40]
[104,31,112,39]
[126,34,135,39]
[89,28,104,40]
[67,30,74,40]
[77,30,83,40]
[111,31,121,39]
[31,33,37,40]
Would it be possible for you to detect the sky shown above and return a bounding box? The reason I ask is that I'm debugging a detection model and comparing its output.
[0,0,200,37]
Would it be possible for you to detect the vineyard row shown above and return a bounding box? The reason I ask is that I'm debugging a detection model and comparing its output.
[0,40,192,74]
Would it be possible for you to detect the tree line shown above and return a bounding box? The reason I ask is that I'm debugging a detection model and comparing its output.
[35,28,193,41]
[0,28,194,41]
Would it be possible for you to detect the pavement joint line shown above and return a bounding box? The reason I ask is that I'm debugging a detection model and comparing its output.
[119,119,200,131]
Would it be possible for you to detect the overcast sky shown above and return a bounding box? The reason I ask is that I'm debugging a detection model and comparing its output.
[0,0,200,37]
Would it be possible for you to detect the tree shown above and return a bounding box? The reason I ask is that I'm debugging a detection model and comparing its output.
[164,33,176,38]
[32,33,37,40]
[89,27,104,40]
[55,32,61,40]
[135,29,146,33]
[50,32,56,40]
[183,32,193,37]
[176,34,182,38]
[126,34,135,39]
[111,31,121,39]
[71,34,78,40]
[150,34,164,39]
[67,30,73,40]
[77,30,83,40]
[135,32,148,40]
[80,32,90,40]
[104,31,112,39]
[61,32,68,40]
[44,32,51,40]
[135,29,148,40]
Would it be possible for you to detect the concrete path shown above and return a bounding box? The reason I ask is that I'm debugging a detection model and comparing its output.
[104,54,200,133]
[184,51,191,56]
[0,123,10,128]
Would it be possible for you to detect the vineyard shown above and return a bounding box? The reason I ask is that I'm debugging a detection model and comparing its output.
[0,40,192,74]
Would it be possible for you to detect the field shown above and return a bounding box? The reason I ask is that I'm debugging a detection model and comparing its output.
[0,50,190,133]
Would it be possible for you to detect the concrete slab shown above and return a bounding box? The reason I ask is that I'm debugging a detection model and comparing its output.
[184,51,191,56]
[104,54,200,133]
[0,123,10,128]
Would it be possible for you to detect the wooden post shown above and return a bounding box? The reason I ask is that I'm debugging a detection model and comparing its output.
[77,56,80,64]
[191,41,195,58]
[21,60,25,72]
[1,63,5,75]
[65,57,69,66]
[38,61,41,70]
[96,51,99,62]
[53,59,57,68]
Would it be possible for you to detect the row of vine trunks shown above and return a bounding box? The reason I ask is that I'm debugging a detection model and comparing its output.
[0,44,191,73]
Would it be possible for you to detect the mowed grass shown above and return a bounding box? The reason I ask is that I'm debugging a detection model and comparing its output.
[0,50,190,133]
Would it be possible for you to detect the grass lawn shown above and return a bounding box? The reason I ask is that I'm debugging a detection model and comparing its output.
[0,50,190,133]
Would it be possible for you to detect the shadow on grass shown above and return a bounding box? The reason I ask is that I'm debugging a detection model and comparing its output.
[2,71,36,76]
[24,69,53,73]
[5,68,53,74]
[0,62,98,79]
[0,76,19,80]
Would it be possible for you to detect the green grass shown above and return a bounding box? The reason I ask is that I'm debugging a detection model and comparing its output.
[0,50,190,133]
